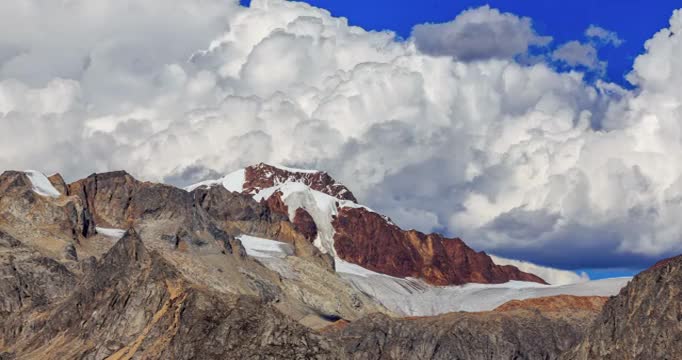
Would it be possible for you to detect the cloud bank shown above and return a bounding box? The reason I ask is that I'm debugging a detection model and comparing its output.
[490,255,589,285]
[1,0,682,269]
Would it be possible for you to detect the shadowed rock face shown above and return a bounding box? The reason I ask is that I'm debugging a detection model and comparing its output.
[333,207,546,286]
[244,163,358,202]
[0,232,340,359]
[294,207,317,242]
[68,171,140,228]
[262,190,290,219]
[0,231,77,318]
[562,254,682,360]
[330,297,604,360]
[192,185,279,223]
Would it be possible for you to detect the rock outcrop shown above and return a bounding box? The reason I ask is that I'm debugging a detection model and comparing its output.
[331,294,604,360]
[0,230,77,318]
[494,295,608,313]
[293,207,318,242]
[244,163,358,202]
[562,254,682,360]
[0,171,95,255]
[333,207,546,285]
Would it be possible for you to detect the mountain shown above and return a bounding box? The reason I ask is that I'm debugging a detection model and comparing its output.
[194,163,546,286]
[329,295,608,360]
[0,165,636,359]
[1,230,339,359]
[561,254,682,360]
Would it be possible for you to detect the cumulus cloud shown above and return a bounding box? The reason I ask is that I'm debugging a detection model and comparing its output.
[411,6,552,60]
[551,25,622,73]
[489,255,589,285]
[1,0,682,270]
[551,41,605,72]
[586,25,624,47]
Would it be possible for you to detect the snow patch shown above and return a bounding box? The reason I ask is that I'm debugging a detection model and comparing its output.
[253,182,372,256]
[271,164,319,174]
[24,170,61,198]
[237,235,294,259]
[337,261,630,316]
[490,255,590,285]
[184,169,245,192]
[96,227,127,239]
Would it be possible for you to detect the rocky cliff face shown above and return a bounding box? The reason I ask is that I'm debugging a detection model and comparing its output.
[562,254,682,360]
[333,207,546,285]
[330,294,605,360]
[0,171,95,257]
[1,231,340,359]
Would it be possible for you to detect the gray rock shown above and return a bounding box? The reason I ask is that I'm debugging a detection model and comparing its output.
[562,255,682,360]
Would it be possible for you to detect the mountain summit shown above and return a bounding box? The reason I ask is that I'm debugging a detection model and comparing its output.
[187,163,546,286]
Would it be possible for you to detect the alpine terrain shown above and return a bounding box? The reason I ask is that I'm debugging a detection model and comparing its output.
[0,163,675,359]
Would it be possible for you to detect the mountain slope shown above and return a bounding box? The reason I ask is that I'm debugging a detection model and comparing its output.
[0,166,642,359]
[1,231,339,359]
[330,295,607,360]
[562,254,682,360]
[192,163,546,286]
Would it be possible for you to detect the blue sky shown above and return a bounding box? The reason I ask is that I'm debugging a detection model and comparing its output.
[242,0,680,87]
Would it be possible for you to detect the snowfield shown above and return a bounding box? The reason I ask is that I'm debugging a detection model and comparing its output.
[234,237,629,316]
[25,170,61,198]
[237,234,294,259]
[336,259,629,315]
[184,169,245,193]
[96,227,127,239]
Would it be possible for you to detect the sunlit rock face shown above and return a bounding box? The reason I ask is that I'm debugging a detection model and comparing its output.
[333,207,547,286]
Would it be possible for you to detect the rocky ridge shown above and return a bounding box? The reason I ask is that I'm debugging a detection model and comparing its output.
[1,231,340,359]
[0,165,663,360]
[561,254,682,360]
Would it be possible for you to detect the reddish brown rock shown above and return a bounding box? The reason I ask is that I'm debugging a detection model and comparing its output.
[244,163,357,202]
[293,208,317,242]
[263,190,289,218]
[333,207,546,286]
[494,295,608,313]
[47,173,69,196]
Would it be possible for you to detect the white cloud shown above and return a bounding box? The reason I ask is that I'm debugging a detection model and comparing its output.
[411,6,552,60]
[490,255,589,285]
[1,0,682,269]
[586,25,624,47]
[552,40,606,72]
